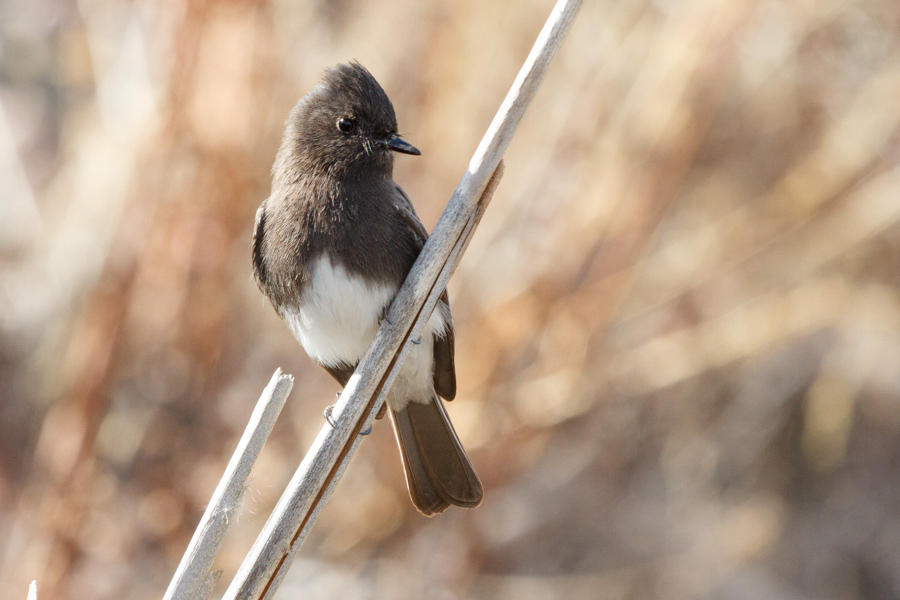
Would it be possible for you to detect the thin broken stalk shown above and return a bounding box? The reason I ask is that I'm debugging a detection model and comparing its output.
[163,370,293,600]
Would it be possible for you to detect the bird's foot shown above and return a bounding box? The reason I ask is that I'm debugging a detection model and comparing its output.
[323,404,372,435]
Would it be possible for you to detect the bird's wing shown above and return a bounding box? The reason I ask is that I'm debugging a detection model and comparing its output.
[252,200,268,288]
[393,185,457,401]
[392,184,429,243]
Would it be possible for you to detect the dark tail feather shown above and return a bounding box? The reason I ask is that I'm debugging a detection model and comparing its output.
[389,397,483,516]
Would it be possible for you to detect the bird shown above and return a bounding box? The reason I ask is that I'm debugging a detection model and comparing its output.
[251,62,483,516]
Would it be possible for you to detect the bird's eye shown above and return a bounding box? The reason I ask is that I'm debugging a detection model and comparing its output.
[337,118,356,133]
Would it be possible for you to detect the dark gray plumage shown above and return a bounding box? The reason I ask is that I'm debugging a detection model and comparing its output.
[252,62,482,515]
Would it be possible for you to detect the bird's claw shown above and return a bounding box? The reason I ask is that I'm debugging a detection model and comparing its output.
[323,404,372,435]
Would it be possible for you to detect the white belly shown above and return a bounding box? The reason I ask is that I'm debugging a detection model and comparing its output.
[282,254,449,409]
[283,255,394,368]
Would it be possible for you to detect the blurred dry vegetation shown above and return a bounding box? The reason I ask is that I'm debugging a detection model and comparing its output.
[2,0,900,598]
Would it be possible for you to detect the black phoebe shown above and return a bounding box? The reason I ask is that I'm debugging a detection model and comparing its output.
[252,62,483,515]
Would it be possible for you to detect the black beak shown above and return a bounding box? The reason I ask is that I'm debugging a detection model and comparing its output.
[382,135,421,156]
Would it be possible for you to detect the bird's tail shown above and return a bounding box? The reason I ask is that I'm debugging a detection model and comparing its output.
[389,397,483,516]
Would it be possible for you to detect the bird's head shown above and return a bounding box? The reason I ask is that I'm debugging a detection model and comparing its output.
[278,62,420,181]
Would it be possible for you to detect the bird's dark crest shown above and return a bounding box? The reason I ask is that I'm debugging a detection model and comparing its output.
[320,61,398,136]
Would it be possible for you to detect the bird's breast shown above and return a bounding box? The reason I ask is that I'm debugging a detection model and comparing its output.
[281,254,396,368]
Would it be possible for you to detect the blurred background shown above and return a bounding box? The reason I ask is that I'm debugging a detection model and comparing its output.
[2,0,900,598]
